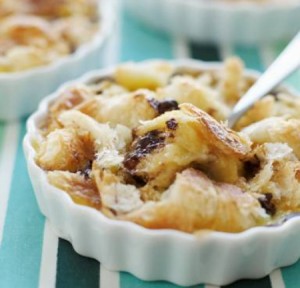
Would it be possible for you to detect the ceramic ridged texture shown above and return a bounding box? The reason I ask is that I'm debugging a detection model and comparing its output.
[23,60,300,286]
[0,0,117,121]
[124,0,300,45]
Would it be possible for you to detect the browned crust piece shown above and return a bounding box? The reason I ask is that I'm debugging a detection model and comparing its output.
[122,168,267,233]
[180,103,250,158]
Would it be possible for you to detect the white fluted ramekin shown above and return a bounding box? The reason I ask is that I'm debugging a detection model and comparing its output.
[0,0,117,121]
[23,59,300,286]
[124,0,300,45]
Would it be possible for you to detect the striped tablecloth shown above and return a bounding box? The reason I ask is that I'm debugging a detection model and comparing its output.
[0,4,300,288]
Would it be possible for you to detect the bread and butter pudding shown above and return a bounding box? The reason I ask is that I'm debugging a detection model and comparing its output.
[32,58,300,233]
[0,0,99,72]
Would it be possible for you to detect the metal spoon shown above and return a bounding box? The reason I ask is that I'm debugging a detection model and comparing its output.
[228,31,300,128]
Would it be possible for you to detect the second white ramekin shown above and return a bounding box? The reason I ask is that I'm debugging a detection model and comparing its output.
[124,0,300,46]
[0,0,117,121]
[23,59,300,286]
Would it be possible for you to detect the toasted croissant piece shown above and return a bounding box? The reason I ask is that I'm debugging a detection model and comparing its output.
[50,85,93,116]
[235,96,275,130]
[36,128,94,172]
[43,85,93,133]
[87,79,128,98]
[220,57,245,105]
[58,110,132,151]
[235,93,300,130]
[77,90,158,128]
[48,171,100,210]
[115,61,174,91]
[243,143,300,213]
[123,169,268,233]
[242,117,300,158]
[156,75,230,121]
[94,169,143,215]
[124,103,251,192]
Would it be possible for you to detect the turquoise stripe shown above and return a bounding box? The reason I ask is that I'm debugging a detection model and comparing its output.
[282,261,300,288]
[56,239,100,288]
[121,272,204,288]
[235,46,263,71]
[223,277,271,288]
[120,11,173,61]
[0,121,44,288]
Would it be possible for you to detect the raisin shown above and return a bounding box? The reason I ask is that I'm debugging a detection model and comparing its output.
[258,193,276,216]
[124,130,165,171]
[166,118,178,130]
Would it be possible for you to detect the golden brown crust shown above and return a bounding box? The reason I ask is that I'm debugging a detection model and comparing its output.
[123,169,268,233]
[220,57,244,105]
[242,117,300,159]
[241,143,300,214]
[48,171,101,210]
[115,62,174,91]
[180,103,250,157]
[156,75,230,121]
[77,90,158,128]
[36,127,94,172]
[42,85,93,133]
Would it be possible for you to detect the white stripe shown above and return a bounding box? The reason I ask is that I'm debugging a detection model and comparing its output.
[219,42,234,61]
[270,269,286,288]
[100,266,120,288]
[38,221,59,288]
[173,37,191,58]
[0,121,21,245]
[260,43,276,69]
[205,285,220,288]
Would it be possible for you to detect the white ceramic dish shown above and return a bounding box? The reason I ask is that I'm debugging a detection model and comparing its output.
[0,0,117,121]
[124,0,300,46]
[23,59,300,286]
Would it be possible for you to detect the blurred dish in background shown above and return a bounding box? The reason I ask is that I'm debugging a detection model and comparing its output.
[124,0,300,45]
[0,0,99,72]
[0,0,117,120]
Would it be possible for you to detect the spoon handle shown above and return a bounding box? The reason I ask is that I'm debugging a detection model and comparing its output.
[228,31,300,128]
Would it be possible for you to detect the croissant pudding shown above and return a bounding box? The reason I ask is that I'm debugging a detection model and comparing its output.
[34,58,300,233]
